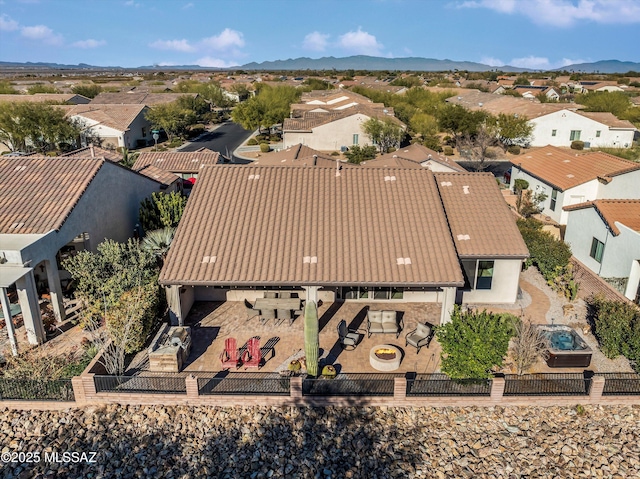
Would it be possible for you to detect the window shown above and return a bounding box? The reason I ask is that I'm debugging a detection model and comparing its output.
[550,189,558,211]
[570,130,581,141]
[590,238,605,263]
[596,130,601,138]
[352,134,359,145]
[551,129,557,137]
[141,127,147,137]
[339,287,403,300]
[476,261,495,290]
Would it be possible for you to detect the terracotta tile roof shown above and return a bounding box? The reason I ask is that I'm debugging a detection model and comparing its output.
[136,165,181,187]
[283,106,404,132]
[0,93,89,104]
[90,92,198,106]
[133,150,221,174]
[253,144,356,168]
[563,200,640,236]
[362,144,466,172]
[0,156,104,234]
[435,172,529,259]
[60,145,121,163]
[513,146,640,192]
[159,166,465,287]
[65,104,148,132]
[575,111,637,129]
[446,91,579,118]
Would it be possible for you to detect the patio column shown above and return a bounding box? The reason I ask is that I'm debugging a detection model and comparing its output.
[44,259,66,323]
[0,287,19,356]
[302,286,320,304]
[16,270,46,345]
[166,285,183,326]
[439,287,456,325]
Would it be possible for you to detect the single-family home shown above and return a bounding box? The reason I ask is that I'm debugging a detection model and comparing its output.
[60,144,122,163]
[132,148,222,189]
[509,146,640,225]
[159,166,528,325]
[252,144,355,168]
[90,92,199,106]
[0,156,167,347]
[577,81,624,93]
[564,200,640,304]
[361,143,466,172]
[512,85,560,101]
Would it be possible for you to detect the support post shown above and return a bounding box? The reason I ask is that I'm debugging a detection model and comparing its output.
[16,270,45,345]
[490,377,505,401]
[290,376,303,398]
[394,377,407,400]
[439,287,456,325]
[0,287,18,356]
[589,375,605,401]
[185,374,199,400]
[44,259,66,323]
[165,285,183,326]
[302,286,319,304]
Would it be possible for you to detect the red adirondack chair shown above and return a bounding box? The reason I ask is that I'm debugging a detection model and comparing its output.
[241,337,262,369]
[220,337,240,369]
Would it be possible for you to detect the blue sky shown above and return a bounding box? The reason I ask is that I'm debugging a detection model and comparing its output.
[1,0,639,69]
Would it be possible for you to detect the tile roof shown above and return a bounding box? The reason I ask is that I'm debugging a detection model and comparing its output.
[0,94,89,104]
[563,200,640,236]
[362,144,466,172]
[575,111,637,129]
[60,145,121,163]
[65,104,148,132]
[435,172,529,259]
[136,165,181,187]
[252,144,355,168]
[160,166,466,287]
[0,156,105,234]
[512,146,640,192]
[133,150,221,174]
[446,91,579,119]
[283,106,404,132]
[90,92,198,106]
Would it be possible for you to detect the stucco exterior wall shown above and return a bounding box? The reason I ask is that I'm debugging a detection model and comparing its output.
[284,114,374,151]
[597,170,640,200]
[73,109,151,150]
[461,259,523,304]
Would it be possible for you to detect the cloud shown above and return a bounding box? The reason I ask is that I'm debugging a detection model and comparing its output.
[509,56,552,69]
[480,56,505,67]
[182,2,194,8]
[124,0,141,6]
[458,0,640,27]
[302,31,330,52]
[338,28,383,55]
[71,39,106,49]
[200,28,244,50]
[149,39,195,52]
[20,25,63,45]
[195,56,236,68]
[0,14,19,31]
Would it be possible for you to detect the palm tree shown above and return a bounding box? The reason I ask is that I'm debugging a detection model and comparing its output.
[141,227,175,265]
[121,148,139,169]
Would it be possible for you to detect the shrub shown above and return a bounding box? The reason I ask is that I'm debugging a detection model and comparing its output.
[571,140,584,150]
[344,144,377,164]
[443,146,454,156]
[510,319,549,375]
[517,218,572,284]
[269,134,281,142]
[507,145,521,155]
[330,151,340,156]
[247,137,258,146]
[589,296,640,366]
[259,142,270,153]
[254,134,268,142]
[484,148,498,159]
[437,306,517,379]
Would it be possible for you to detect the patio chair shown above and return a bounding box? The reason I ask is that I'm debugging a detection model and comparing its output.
[264,292,277,299]
[276,309,291,326]
[241,337,262,369]
[279,292,291,299]
[367,310,402,338]
[220,337,241,369]
[338,320,362,350]
[261,309,276,325]
[405,322,434,354]
[244,299,260,321]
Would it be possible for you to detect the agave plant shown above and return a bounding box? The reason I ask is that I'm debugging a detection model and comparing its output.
[121,148,140,169]
[141,227,175,264]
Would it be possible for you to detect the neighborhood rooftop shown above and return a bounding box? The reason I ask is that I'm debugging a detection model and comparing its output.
[62,103,148,131]
[564,200,640,236]
[252,144,355,167]
[133,149,222,173]
[513,146,640,191]
[60,144,121,162]
[90,92,199,105]
[362,143,466,172]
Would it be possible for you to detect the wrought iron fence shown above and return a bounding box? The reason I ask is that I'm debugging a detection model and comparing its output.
[302,373,398,396]
[198,372,291,396]
[0,378,75,401]
[598,373,640,396]
[407,374,492,396]
[94,374,186,394]
[504,373,591,396]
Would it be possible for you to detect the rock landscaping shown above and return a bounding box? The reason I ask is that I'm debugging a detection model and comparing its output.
[1,404,639,478]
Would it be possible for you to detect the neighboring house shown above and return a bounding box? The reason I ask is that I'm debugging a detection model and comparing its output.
[446,91,636,148]
[132,148,222,188]
[0,156,167,346]
[291,90,392,117]
[361,143,466,172]
[564,200,640,304]
[60,144,121,163]
[63,104,152,150]
[577,81,624,93]
[90,92,199,106]
[509,146,640,225]
[253,144,355,168]
[159,166,528,325]
[512,85,560,101]
[0,93,91,104]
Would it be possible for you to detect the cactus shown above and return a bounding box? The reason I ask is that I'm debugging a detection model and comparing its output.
[304,300,319,377]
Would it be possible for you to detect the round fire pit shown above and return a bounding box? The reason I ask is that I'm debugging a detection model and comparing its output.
[369,344,402,371]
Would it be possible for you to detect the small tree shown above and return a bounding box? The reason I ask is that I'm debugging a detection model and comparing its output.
[437,307,516,379]
[510,319,549,375]
[517,189,548,217]
[71,84,102,99]
[145,102,197,141]
[362,117,405,154]
[496,113,533,151]
[344,144,377,164]
[589,296,640,365]
[139,191,187,232]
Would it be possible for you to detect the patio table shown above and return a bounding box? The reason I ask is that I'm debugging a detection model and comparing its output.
[254,298,302,312]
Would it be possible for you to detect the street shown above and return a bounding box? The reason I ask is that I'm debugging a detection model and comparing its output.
[178,121,253,163]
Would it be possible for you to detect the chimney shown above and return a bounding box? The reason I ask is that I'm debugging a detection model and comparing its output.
[89,143,95,158]
[336,158,341,177]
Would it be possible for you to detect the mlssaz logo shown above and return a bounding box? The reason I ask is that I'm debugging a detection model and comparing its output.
[44,451,98,463]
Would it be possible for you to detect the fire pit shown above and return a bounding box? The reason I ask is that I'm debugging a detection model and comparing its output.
[370,344,402,371]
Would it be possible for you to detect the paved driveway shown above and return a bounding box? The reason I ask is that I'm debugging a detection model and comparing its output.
[179,121,253,163]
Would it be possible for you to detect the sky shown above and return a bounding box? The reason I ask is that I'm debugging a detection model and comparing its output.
[0,0,639,69]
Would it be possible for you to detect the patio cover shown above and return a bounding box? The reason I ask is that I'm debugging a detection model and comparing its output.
[0,265,32,288]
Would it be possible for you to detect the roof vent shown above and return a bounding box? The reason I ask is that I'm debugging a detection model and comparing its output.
[562,159,571,163]
[10,222,25,229]
[478,102,483,107]
[392,155,398,158]
[192,158,199,162]
[14,165,26,172]
[462,185,470,194]
[201,256,217,263]
[440,181,452,187]
[567,174,575,178]
[456,234,471,241]
[303,256,318,264]
[248,174,260,180]
[546,153,552,156]
[384,176,397,181]
[457,96,462,100]
[156,158,165,162]
[396,257,412,265]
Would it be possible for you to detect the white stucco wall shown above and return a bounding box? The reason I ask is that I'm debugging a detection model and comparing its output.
[72,108,151,150]
[530,110,635,148]
[461,259,523,304]
[597,170,640,200]
[284,113,375,151]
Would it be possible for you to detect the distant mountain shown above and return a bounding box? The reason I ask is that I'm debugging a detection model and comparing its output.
[553,60,640,73]
[239,55,530,72]
[0,61,122,69]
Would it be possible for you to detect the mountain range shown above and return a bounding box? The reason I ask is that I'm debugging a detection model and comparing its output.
[1,57,638,73]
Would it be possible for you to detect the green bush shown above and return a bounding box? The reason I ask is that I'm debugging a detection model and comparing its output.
[330,151,340,156]
[436,307,517,379]
[254,134,268,142]
[247,137,258,146]
[507,145,521,155]
[589,297,640,366]
[344,144,377,164]
[571,140,585,150]
[269,134,282,142]
[259,142,270,153]
[517,218,572,284]
[443,146,454,156]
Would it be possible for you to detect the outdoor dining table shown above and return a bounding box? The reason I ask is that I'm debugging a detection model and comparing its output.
[253,298,302,312]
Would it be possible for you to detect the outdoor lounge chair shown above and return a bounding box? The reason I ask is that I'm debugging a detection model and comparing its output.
[241,337,262,369]
[220,337,241,369]
[244,299,260,320]
[338,320,362,350]
[264,292,277,299]
[405,322,434,354]
[276,309,291,326]
[261,309,276,325]
[367,310,402,338]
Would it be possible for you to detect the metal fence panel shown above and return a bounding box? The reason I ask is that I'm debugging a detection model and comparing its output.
[504,373,591,396]
[599,373,640,396]
[302,373,399,396]
[198,373,290,396]
[0,378,75,401]
[94,374,186,394]
[407,374,491,396]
